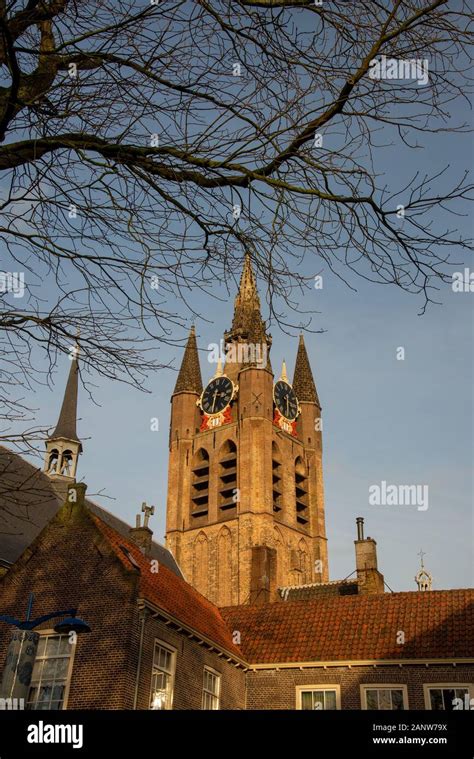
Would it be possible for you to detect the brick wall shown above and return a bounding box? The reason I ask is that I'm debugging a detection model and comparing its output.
[245,665,474,710]
[0,496,246,710]
[135,613,246,710]
[0,501,140,709]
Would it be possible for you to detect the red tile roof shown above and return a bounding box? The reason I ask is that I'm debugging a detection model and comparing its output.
[91,515,243,660]
[221,590,474,664]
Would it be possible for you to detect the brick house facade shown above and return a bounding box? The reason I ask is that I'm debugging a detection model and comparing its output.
[0,483,246,710]
[0,481,472,711]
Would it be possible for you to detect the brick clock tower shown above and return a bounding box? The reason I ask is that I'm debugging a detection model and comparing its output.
[165,255,328,606]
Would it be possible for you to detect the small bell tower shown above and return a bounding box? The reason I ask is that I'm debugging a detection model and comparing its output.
[415,549,433,591]
[44,348,82,480]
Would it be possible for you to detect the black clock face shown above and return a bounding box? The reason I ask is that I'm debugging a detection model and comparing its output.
[201,376,234,415]
[274,380,299,421]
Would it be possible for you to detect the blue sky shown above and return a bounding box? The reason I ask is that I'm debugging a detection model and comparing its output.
[3,10,472,592]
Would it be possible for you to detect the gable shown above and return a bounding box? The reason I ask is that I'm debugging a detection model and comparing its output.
[0,446,182,577]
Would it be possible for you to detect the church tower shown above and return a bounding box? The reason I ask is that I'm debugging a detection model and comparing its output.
[166,256,328,606]
[44,351,82,480]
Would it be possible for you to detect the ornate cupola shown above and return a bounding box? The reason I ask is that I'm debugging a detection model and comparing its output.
[44,349,82,480]
[415,549,433,591]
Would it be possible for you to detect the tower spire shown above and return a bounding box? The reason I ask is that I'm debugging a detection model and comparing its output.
[293,334,320,407]
[50,351,81,443]
[225,253,270,346]
[44,348,82,480]
[173,325,203,394]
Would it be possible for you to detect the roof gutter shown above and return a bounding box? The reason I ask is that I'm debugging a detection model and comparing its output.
[138,597,248,669]
[249,657,474,671]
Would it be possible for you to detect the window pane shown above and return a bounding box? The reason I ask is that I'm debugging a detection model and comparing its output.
[325,691,337,710]
[55,658,69,680]
[45,637,60,657]
[429,689,443,710]
[43,658,58,680]
[208,674,217,695]
[366,690,379,710]
[300,692,313,710]
[58,637,71,655]
[378,690,392,710]
[442,689,456,711]
[391,690,404,710]
[312,691,324,710]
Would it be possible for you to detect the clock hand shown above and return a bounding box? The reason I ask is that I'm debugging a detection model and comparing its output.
[285,394,289,417]
[211,389,218,413]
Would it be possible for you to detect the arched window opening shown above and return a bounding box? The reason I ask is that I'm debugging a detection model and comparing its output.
[218,440,237,515]
[295,456,309,526]
[191,449,210,519]
[47,449,59,474]
[60,450,73,476]
[272,442,282,513]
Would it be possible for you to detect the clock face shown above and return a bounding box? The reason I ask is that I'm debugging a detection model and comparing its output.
[200,376,234,415]
[274,380,299,421]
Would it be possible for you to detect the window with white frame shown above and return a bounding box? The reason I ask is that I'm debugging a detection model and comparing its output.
[27,633,75,710]
[202,667,221,710]
[296,686,340,710]
[424,685,472,711]
[361,685,408,710]
[150,640,176,710]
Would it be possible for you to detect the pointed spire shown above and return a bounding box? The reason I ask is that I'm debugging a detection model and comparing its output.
[173,325,203,394]
[292,334,320,407]
[49,350,81,444]
[214,357,224,377]
[226,252,269,345]
[279,360,288,383]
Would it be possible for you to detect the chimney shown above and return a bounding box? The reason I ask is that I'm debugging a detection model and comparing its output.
[354,518,385,595]
[61,482,88,524]
[66,482,87,506]
[129,502,154,556]
[249,546,277,604]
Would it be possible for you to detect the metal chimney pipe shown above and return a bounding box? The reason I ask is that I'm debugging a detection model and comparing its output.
[356,517,365,541]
